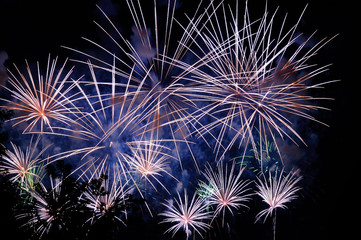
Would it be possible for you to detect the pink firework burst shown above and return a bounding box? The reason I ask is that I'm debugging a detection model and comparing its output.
[200,161,252,225]
[255,169,302,240]
[159,189,212,239]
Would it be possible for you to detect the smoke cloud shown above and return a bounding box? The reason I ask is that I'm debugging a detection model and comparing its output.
[0,51,8,88]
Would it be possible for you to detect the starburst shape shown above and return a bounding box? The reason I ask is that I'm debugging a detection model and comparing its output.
[123,137,178,194]
[0,56,81,135]
[200,161,252,225]
[175,1,336,163]
[0,137,47,189]
[160,190,212,239]
[82,165,134,225]
[255,169,302,222]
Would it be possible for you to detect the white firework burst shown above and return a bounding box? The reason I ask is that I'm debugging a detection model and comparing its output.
[63,0,223,172]
[0,137,47,190]
[255,169,302,222]
[175,1,336,164]
[123,136,178,195]
[159,189,212,239]
[0,56,82,136]
[81,165,134,225]
[200,161,252,225]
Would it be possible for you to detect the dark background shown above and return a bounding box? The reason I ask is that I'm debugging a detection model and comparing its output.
[0,0,357,239]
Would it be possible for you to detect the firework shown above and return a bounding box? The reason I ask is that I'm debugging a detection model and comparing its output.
[123,134,179,194]
[17,176,64,238]
[63,0,225,172]
[236,134,283,178]
[0,1,336,239]
[50,60,152,177]
[175,1,336,164]
[255,169,301,240]
[159,189,212,239]
[200,161,252,225]
[0,56,83,136]
[256,169,302,239]
[255,169,301,222]
[81,165,134,225]
[0,137,47,190]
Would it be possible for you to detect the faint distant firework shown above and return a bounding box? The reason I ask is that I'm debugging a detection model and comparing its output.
[81,165,134,226]
[17,176,64,238]
[236,133,283,177]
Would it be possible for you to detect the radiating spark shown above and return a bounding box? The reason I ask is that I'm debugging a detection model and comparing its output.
[81,164,134,225]
[159,190,212,239]
[123,135,178,194]
[0,56,83,136]
[255,169,302,223]
[200,161,252,225]
[0,137,48,190]
[174,1,336,164]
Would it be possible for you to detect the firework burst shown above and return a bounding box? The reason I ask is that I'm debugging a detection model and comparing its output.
[0,1,337,239]
[81,165,134,226]
[200,161,252,225]
[160,189,212,239]
[0,137,47,190]
[50,60,153,178]
[175,1,336,164]
[123,135,179,195]
[0,56,82,136]
[255,168,301,240]
[255,169,302,222]
[63,0,224,172]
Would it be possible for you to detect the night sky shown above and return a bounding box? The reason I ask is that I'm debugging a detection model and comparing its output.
[0,0,357,239]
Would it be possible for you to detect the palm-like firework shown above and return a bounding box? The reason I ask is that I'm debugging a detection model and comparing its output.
[0,137,47,190]
[255,169,301,222]
[0,56,81,136]
[160,190,212,239]
[255,169,301,240]
[17,176,64,238]
[200,161,252,225]
[82,165,134,225]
